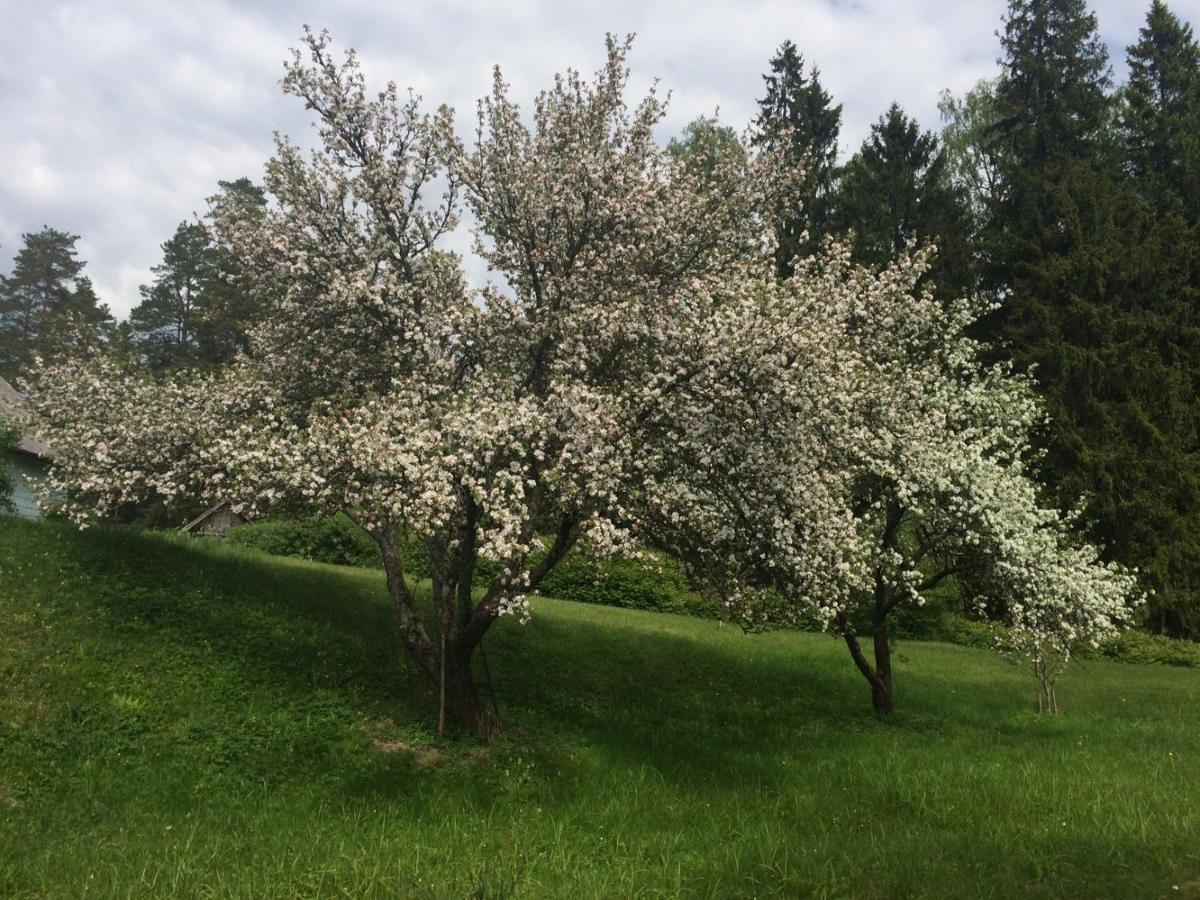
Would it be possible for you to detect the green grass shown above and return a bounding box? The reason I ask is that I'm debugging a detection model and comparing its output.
[1,518,1198,898]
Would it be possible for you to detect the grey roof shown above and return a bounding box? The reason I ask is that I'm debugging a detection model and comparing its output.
[0,376,50,459]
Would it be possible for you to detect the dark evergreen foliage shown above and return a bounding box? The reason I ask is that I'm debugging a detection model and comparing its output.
[973,0,1200,636]
[130,221,218,369]
[834,102,974,297]
[1123,0,1200,219]
[752,40,842,276]
[129,178,269,371]
[199,178,268,364]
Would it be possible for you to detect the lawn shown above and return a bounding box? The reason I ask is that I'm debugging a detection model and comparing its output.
[0,517,1197,898]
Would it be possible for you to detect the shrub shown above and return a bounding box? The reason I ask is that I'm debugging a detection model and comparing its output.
[929,611,1200,669]
[226,514,382,568]
[1091,629,1200,668]
[0,415,17,515]
[934,613,998,651]
[221,514,1200,665]
[227,514,714,617]
[535,549,720,618]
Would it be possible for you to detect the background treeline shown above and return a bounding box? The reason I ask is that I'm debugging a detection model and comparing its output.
[2,0,1199,639]
[0,178,266,377]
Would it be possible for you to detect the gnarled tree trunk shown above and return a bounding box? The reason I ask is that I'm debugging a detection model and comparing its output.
[371,522,499,735]
[840,617,895,717]
[367,510,578,737]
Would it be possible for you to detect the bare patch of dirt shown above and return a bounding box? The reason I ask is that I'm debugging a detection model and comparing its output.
[364,721,492,767]
[370,736,441,767]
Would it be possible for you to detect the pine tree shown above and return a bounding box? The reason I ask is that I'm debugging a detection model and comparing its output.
[129,179,270,371]
[834,103,973,296]
[0,228,113,376]
[1123,0,1200,219]
[130,221,218,369]
[752,41,842,276]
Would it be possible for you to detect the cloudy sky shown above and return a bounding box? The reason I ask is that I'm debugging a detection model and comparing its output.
[1,0,1194,319]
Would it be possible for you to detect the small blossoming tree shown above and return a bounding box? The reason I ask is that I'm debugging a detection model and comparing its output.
[31,32,779,734]
[646,244,1140,715]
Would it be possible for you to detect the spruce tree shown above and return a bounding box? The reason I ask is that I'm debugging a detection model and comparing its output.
[752,41,842,276]
[984,0,1200,636]
[1123,0,1200,219]
[982,0,1116,428]
[834,103,973,296]
[1112,1,1200,635]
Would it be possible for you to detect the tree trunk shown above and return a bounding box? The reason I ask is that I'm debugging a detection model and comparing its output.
[383,545,499,735]
[441,641,493,735]
[871,621,895,716]
[837,607,897,717]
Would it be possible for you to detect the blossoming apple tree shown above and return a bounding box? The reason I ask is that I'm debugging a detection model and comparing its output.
[644,244,1140,715]
[31,31,779,734]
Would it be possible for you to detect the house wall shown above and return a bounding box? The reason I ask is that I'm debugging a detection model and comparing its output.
[4,451,48,518]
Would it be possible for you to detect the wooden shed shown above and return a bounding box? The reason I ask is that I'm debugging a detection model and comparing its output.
[180,501,249,536]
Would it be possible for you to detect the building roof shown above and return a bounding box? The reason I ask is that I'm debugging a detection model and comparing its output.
[0,376,50,459]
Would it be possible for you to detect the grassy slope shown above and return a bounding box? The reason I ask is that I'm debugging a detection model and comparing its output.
[0,518,1197,899]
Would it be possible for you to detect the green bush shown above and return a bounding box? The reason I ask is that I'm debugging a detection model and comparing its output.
[470,543,715,617]
[933,613,998,651]
[227,514,713,617]
[928,611,1200,668]
[536,549,719,618]
[221,518,1200,666]
[0,415,18,515]
[1091,629,1200,668]
[226,513,382,568]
